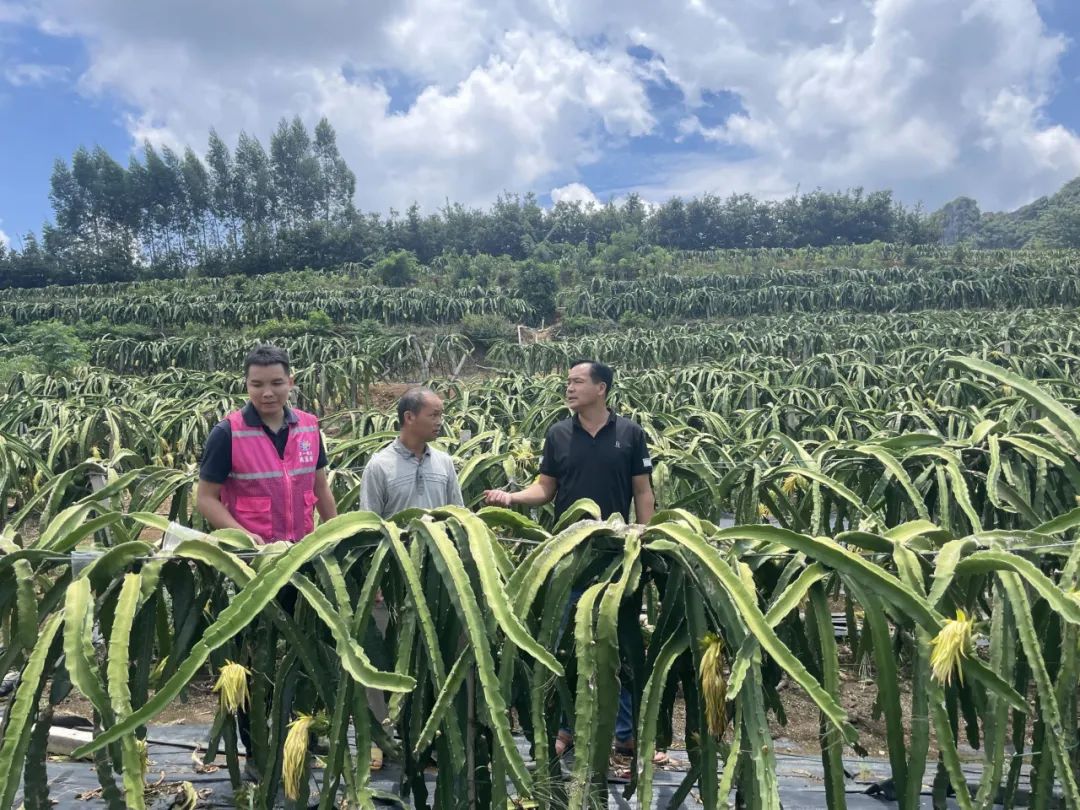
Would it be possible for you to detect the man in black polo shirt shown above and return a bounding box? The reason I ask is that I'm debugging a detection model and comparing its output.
[484,359,656,761]
[484,359,655,522]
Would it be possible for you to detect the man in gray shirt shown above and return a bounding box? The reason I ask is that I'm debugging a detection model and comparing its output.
[359,387,464,517]
[359,387,463,766]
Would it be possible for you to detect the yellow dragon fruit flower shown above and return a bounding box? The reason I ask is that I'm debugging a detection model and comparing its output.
[929,609,975,686]
[699,633,728,737]
[781,473,807,496]
[283,712,328,800]
[212,660,251,715]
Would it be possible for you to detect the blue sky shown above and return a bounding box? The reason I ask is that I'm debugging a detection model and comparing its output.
[1043,1,1080,131]
[2,0,1080,248]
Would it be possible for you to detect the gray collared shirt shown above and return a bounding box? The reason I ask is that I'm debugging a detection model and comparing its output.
[358,438,464,518]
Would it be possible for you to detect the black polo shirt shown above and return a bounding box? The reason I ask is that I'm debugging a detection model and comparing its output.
[199,402,328,484]
[539,410,652,521]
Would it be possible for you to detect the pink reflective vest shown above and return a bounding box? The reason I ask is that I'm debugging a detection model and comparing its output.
[218,408,321,543]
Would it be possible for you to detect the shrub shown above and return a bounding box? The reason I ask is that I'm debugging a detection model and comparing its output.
[350,318,384,339]
[303,310,335,335]
[460,314,514,348]
[0,355,36,386]
[18,321,89,375]
[374,250,419,288]
[557,316,615,337]
[515,261,557,325]
[618,310,651,330]
[248,318,306,341]
[73,319,158,341]
[249,310,337,340]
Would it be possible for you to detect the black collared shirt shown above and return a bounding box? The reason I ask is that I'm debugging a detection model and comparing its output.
[198,402,328,484]
[538,409,652,521]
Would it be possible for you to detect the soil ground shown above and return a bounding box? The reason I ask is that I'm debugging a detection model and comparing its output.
[365,382,413,410]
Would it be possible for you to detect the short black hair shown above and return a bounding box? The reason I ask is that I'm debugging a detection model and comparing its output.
[244,344,291,377]
[398,387,438,426]
[570,359,613,396]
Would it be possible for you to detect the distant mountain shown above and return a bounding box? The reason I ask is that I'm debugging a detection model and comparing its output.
[936,176,1080,248]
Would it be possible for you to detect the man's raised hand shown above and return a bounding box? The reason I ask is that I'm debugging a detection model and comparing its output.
[483,489,514,507]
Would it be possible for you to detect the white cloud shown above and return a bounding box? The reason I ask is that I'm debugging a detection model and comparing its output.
[3,61,67,86]
[550,182,600,206]
[13,0,1080,212]
[556,0,1080,209]
[27,0,653,210]
[0,225,9,248]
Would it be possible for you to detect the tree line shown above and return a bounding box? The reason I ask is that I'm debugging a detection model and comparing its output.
[1,115,1077,289]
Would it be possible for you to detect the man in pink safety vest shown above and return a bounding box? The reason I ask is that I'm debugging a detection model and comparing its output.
[197,344,337,542]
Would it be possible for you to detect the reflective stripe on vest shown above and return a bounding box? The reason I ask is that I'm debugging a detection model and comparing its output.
[219,407,320,543]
